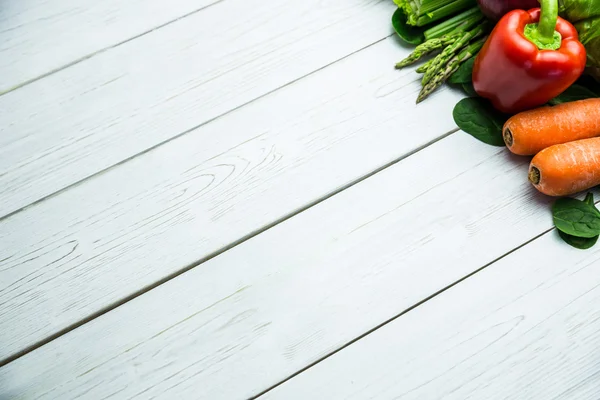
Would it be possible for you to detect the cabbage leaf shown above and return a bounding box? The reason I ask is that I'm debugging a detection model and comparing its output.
[559,0,600,80]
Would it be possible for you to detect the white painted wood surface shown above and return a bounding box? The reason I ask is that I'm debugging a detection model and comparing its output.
[3,1,595,399]
[0,37,464,362]
[0,133,565,399]
[263,229,600,400]
[0,0,395,218]
[0,0,220,93]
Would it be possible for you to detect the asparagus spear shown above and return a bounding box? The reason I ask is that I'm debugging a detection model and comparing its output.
[417,37,486,103]
[395,8,484,69]
[421,22,489,85]
[395,33,460,69]
[416,58,435,73]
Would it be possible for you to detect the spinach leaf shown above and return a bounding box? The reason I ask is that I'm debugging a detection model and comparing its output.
[556,193,600,249]
[576,75,600,96]
[392,8,425,45]
[549,84,598,105]
[558,230,599,249]
[552,196,600,238]
[448,57,475,84]
[452,97,508,146]
[461,82,478,96]
[584,192,596,207]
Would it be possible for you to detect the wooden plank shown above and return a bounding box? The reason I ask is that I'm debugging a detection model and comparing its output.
[0,0,220,93]
[0,37,464,361]
[262,230,600,400]
[0,0,395,217]
[0,132,564,399]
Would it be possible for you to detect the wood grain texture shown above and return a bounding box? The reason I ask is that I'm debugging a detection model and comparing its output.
[263,229,600,400]
[0,37,464,362]
[0,132,563,399]
[0,0,395,218]
[0,0,220,93]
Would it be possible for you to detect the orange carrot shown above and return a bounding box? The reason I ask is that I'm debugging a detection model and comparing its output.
[503,98,600,156]
[529,137,600,197]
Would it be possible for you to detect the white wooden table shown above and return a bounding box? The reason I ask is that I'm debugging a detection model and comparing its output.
[1,1,600,399]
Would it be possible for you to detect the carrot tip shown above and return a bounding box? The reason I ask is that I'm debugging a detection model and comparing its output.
[529,166,541,185]
[503,127,513,147]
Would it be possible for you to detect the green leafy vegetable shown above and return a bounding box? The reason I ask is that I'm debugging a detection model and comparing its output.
[588,66,600,82]
[556,193,600,249]
[448,56,475,84]
[558,1,600,80]
[577,17,600,50]
[582,192,593,209]
[577,17,600,81]
[452,97,508,146]
[552,196,600,238]
[392,8,426,45]
[576,75,600,95]
[558,230,599,249]
[461,82,478,96]
[548,84,599,105]
[558,0,600,23]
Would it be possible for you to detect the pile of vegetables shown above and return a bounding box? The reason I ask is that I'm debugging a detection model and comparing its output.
[391,0,600,249]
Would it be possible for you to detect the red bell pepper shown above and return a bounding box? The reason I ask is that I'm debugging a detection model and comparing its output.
[472,0,587,114]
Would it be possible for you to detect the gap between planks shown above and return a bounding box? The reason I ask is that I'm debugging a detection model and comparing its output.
[0,33,393,224]
[250,196,600,398]
[0,0,397,219]
[2,127,591,398]
[3,23,457,363]
[0,126,456,368]
[255,216,600,399]
[251,226,557,399]
[0,0,226,97]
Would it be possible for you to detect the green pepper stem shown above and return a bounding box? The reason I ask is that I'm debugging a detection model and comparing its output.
[537,0,558,42]
[524,0,561,50]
